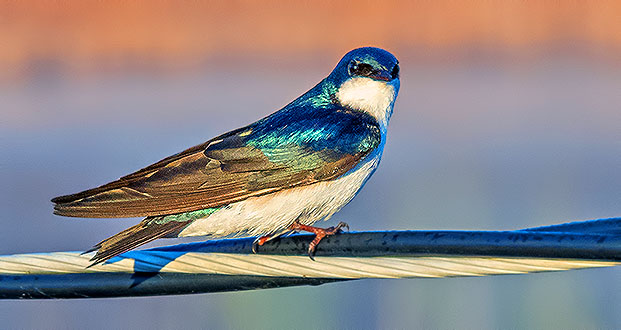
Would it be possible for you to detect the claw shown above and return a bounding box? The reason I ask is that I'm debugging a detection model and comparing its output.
[308,247,316,261]
[289,221,350,260]
[251,240,259,254]
[333,221,349,233]
[252,235,272,254]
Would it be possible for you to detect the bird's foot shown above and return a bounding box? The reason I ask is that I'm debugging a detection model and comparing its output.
[288,221,349,260]
[252,235,272,253]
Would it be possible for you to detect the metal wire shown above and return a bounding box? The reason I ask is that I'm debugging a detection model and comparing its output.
[0,217,619,299]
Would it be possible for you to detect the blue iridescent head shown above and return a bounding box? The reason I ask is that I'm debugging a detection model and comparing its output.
[328,47,400,130]
[288,47,400,130]
[329,47,400,84]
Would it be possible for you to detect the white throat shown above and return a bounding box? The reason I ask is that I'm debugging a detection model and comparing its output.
[336,77,397,129]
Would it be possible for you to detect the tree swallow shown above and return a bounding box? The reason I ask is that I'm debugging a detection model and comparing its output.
[52,47,401,264]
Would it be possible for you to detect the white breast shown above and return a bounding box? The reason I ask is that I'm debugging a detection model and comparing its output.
[180,77,398,239]
[336,77,397,130]
[178,154,381,238]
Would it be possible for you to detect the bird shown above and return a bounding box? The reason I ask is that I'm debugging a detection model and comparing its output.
[52,47,401,265]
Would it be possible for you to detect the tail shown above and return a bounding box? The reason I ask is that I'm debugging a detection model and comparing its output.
[87,216,190,267]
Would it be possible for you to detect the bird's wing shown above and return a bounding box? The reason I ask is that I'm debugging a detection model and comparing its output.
[52,107,381,218]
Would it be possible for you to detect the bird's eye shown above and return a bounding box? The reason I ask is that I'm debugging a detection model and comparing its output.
[348,61,374,77]
[391,64,400,79]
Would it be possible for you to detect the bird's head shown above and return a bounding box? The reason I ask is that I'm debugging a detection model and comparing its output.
[328,47,400,129]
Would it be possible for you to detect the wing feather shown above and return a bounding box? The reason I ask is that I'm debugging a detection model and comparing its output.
[52,108,381,218]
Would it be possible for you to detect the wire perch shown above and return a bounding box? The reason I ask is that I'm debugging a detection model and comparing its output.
[0,217,619,299]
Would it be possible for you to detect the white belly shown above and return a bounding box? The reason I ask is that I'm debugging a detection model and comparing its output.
[178,154,381,238]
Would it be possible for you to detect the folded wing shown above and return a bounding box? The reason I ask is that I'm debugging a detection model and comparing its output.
[52,107,381,218]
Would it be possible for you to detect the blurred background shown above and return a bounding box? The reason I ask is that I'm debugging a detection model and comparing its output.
[1,1,619,329]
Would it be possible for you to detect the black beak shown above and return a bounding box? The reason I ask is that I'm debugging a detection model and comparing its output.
[370,64,399,81]
[370,70,391,81]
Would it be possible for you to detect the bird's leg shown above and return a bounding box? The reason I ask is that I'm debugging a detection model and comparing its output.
[252,235,272,254]
[288,221,349,260]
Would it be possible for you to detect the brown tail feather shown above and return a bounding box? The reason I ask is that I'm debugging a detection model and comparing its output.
[87,217,190,267]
